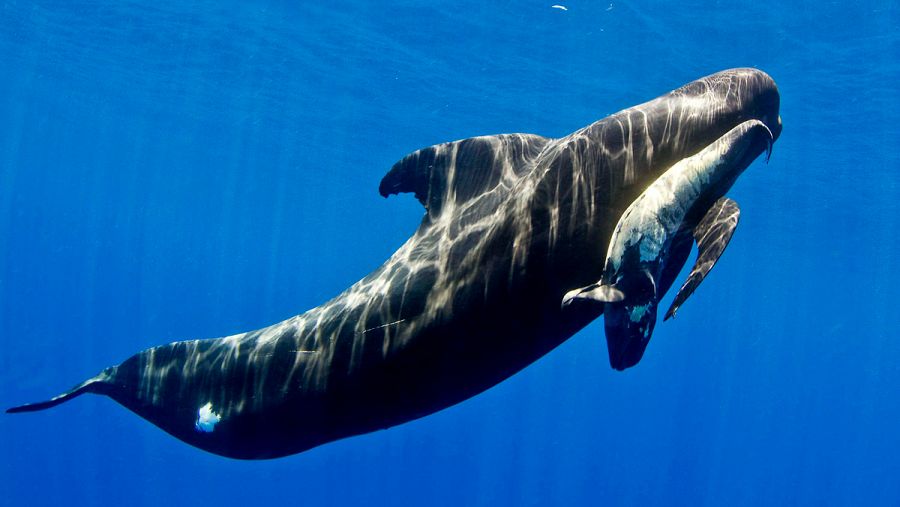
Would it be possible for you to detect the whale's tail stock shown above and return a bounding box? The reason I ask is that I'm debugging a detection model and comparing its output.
[6,368,114,414]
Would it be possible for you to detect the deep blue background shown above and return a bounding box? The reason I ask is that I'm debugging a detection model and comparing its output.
[1,1,898,505]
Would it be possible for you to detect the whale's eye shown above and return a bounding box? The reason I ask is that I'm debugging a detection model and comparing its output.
[195,402,222,433]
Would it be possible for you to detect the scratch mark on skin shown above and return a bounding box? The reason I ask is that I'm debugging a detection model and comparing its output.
[359,319,407,336]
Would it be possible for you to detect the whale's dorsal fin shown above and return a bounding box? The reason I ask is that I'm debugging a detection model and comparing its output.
[664,197,741,320]
[379,134,550,218]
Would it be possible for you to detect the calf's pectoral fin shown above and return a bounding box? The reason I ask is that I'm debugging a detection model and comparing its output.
[561,283,625,310]
[664,197,741,320]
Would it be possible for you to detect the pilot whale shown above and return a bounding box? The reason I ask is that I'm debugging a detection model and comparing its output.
[8,68,781,459]
[562,120,774,368]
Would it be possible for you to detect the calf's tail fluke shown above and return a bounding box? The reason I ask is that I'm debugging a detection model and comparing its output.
[6,369,114,414]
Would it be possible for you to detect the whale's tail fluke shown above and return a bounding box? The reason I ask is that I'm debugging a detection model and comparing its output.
[6,368,115,414]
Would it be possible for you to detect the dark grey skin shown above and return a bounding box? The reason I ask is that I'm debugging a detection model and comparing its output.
[8,68,782,459]
[562,120,775,369]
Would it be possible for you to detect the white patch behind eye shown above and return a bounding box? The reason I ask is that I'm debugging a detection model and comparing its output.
[629,303,651,322]
[195,402,222,433]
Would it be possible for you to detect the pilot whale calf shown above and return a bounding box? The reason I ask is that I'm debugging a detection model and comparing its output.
[8,68,781,459]
[562,120,774,369]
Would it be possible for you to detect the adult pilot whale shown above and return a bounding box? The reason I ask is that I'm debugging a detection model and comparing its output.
[8,68,781,459]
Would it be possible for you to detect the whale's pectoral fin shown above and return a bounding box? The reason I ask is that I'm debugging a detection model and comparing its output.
[664,197,741,320]
[561,283,625,310]
[379,134,550,220]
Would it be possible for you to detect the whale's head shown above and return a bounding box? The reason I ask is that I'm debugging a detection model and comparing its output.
[665,67,782,154]
[602,268,660,371]
[596,67,781,192]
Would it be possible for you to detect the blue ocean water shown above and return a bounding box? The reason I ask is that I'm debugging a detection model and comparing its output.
[1,1,898,505]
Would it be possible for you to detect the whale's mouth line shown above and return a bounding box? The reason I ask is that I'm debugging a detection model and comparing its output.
[753,112,779,155]
[764,126,774,162]
[734,119,775,163]
[709,116,777,170]
[742,119,777,166]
